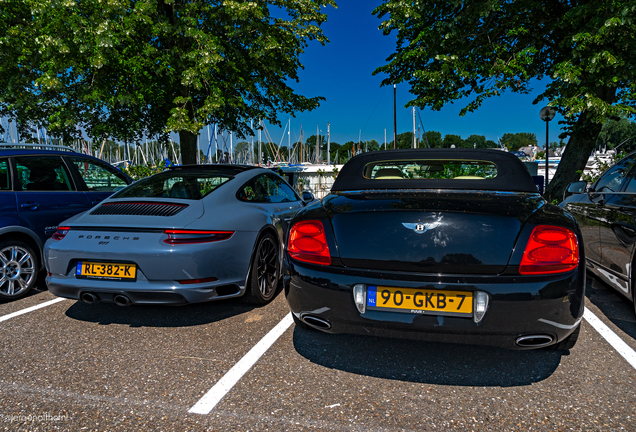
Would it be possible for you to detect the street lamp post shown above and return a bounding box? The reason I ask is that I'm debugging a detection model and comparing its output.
[539,106,556,192]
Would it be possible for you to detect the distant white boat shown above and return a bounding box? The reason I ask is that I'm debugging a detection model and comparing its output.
[276,163,344,199]
[536,151,617,183]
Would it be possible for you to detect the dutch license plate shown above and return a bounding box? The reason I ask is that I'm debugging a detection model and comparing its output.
[76,261,137,281]
[366,286,472,316]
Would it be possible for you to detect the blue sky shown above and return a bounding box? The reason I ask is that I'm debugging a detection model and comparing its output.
[260,0,566,148]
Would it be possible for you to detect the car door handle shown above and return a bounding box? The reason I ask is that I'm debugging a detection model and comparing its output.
[91,199,103,205]
[20,202,39,210]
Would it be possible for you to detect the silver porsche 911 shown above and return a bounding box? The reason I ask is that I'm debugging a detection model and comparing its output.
[45,165,309,306]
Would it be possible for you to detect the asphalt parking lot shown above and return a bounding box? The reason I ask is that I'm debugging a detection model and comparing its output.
[1,277,635,431]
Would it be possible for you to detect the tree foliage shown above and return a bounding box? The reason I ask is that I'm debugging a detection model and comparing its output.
[423,130,442,148]
[442,134,463,148]
[373,0,636,200]
[500,132,539,151]
[596,117,636,152]
[0,0,335,163]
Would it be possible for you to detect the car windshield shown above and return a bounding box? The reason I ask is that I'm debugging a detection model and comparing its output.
[112,171,233,200]
[365,159,498,180]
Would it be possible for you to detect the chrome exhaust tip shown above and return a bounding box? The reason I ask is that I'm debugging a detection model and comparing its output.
[515,335,554,348]
[80,292,98,304]
[113,294,132,307]
[301,315,332,330]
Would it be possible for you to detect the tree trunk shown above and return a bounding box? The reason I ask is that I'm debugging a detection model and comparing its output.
[179,130,197,165]
[544,111,603,202]
[545,86,617,203]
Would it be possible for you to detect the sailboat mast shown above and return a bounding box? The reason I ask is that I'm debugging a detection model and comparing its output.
[327,123,330,165]
[393,84,397,149]
[413,107,417,149]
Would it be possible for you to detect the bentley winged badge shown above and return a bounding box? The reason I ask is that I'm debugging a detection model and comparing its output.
[402,222,441,234]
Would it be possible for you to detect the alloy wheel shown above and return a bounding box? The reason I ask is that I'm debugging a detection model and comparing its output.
[0,244,36,298]
[256,236,278,299]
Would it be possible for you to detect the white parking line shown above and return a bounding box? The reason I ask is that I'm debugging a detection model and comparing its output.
[0,298,66,323]
[584,307,636,370]
[189,312,294,415]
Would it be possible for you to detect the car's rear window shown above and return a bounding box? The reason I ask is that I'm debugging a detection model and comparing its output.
[331,149,539,193]
[366,160,497,180]
[112,171,232,200]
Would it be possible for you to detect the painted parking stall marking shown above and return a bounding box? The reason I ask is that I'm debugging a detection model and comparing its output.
[0,298,66,323]
[584,307,636,370]
[188,313,294,415]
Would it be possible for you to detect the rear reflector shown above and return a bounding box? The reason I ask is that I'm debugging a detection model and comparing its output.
[288,220,331,265]
[164,230,234,244]
[51,226,71,241]
[519,225,579,275]
[177,277,218,285]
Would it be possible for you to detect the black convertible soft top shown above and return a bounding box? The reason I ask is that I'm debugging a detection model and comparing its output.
[330,148,538,193]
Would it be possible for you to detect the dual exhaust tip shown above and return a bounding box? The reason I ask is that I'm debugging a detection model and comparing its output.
[80,292,132,307]
[299,315,555,349]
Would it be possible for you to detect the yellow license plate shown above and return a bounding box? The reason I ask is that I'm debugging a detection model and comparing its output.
[76,261,137,281]
[367,286,472,316]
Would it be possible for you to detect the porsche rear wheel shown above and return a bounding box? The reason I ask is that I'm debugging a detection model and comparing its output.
[245,233,280,305]
[0,240,38,300]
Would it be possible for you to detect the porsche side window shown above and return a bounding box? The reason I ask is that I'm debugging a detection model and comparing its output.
[14,156,74,191]
[594,157,636,193]
[238,176,271,203]
[265,175,300,203]
[70,157,129,192]
[0,159,9,190]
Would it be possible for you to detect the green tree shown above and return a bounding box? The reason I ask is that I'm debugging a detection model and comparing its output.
[233,141,250,162]
[596,117,636,152]
[373,1,636,201]
[500,133,539,151]
[0,0,336,164]
[464,134,486,149]
[442,134,463,148]
[365,139,380,152]
[422,130,442,148]
[341,141,355,158]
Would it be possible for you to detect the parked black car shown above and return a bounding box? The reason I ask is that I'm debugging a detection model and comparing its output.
[561,151,636,316]
[285,149,585,350]
[0,145,132,300]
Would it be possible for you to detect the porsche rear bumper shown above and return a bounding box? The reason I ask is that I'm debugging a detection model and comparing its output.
[47,274,246,305]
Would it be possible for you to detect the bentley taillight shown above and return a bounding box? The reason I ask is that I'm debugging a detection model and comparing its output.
[288,220,331,265]
[51,226,70,241]
[163,230,234,244]
[519,225,579,275]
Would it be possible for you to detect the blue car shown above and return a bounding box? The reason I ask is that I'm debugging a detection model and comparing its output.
[0,145,132,300]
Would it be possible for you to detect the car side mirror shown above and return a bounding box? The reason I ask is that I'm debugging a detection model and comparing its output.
[301,190,315,203]
[567,181,587,194]
[563,180,588,202]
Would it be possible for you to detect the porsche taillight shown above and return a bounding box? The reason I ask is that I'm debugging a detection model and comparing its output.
[163,230,234,244]
[519,225,579,275]
[51,226,71,241]
[288,220,331,265]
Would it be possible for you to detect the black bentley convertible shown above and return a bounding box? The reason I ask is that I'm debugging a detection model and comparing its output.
[284,149,585,350]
